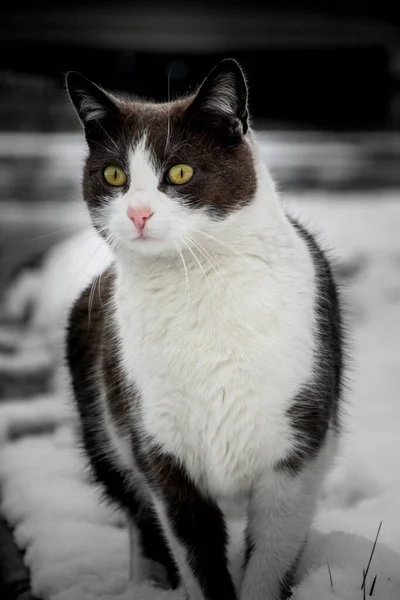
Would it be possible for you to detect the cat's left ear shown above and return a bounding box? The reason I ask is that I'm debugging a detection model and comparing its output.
[187,59,249,138]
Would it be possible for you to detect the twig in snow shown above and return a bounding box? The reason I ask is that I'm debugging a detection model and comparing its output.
[326,560,334,592]
[369,575,377,596]
[361,521,383,591]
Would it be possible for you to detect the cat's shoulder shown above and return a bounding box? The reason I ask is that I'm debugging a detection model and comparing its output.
[66,266,116,364]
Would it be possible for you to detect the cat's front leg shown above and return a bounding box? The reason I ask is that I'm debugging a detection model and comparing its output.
[149,459,237,600]
[127,518,171,589]
[240,468,319,600]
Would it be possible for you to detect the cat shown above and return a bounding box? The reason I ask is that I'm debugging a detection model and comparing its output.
[65,58,344,600]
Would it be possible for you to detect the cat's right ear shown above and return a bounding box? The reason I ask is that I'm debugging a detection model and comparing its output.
[66,72,120,128]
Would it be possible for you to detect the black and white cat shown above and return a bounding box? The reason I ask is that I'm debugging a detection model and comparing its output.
[65,59,344,600]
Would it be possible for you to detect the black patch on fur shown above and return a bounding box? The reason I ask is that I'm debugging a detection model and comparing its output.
[66,59,256,224]
[243,528,255,570]
[275,219,344,475]
[65,272,179,588]
[136,448,237,600]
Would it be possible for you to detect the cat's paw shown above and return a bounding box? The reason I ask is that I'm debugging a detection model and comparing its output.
[146,561,171,590]
[129,557,170,589]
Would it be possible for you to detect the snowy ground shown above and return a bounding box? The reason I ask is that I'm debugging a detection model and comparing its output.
[0,181,399,597]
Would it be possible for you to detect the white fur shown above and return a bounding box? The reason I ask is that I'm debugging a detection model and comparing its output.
[240,430,338,598]
[202,73,238,117]
[98,133,332,598]
[79,96,107,122]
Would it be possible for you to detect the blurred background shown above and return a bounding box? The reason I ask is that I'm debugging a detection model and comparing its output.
[1,1,400,296]
[1,3,400,598]
[1,0,400,425]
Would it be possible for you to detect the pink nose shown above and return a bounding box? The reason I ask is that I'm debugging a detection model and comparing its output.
[127,207,153,233]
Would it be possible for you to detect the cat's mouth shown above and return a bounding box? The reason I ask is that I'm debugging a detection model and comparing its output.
[129,233,165,245]
[125,233,171,255]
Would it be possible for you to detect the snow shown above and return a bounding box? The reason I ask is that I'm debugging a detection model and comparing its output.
[1,228,112,390]
[1,191,400,599]
[285,192,400,557]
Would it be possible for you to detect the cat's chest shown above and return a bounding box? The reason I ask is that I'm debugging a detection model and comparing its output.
[115,261,315,494]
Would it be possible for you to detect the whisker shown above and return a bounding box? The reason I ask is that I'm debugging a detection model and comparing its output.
[63,238,110,320]
[93,118,119,151]
[118,124,128,152]
[188,236,236,310]
[90,138,118,155]
[164,66,172,154]
[28,223,84,242]
[54,236,111,325]
[188,234,231,284]
[104,230,120,255]
[175,241,191,310]
[192,229,244,259]
[168,140,199,155]
[187,236,219,277]
[97,270,104,308]
[180,237,217,322]
[87,274,100,330]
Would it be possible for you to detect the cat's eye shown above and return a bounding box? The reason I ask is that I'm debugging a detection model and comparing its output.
[166,164,194,185]
[103,166,127,187]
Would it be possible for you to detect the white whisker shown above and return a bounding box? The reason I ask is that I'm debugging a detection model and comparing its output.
[28,223,84,242]
[66,239,109,317]
[91,138,117,155]
[175,241,191,310]
[180,237,217,323]
[169,140,198,155]
[93,118,119,151]
[88,274,99,330]
[187,235,229,290]
[164,67,172,155]
[192,229,243,259]
[97,271,104,308]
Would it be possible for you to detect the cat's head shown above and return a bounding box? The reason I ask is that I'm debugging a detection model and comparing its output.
[66,59,258,257]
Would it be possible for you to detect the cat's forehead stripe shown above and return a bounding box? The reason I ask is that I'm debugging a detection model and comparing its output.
[129,133,160,187]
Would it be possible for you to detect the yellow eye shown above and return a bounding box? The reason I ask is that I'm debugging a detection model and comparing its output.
[167,164,193,185]
[103,166,127,186]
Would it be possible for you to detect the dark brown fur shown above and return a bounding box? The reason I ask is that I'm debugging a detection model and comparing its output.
[274,219,344,475]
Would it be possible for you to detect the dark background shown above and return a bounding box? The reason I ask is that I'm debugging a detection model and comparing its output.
[1,1,400,131]
[1,0,399,298]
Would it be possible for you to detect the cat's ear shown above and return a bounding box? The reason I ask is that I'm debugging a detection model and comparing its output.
[66,71,120,126]
[187,59,249,138]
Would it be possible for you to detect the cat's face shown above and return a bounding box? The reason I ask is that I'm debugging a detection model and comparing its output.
[67,60,257,257]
